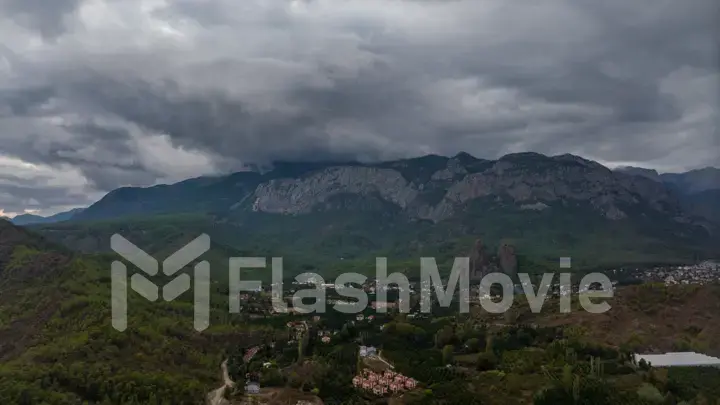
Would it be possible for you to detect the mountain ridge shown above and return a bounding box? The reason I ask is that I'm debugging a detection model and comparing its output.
[660,167,720,194]
[72,152,717,225]
[24,151,717,267]
[8,208,85,226]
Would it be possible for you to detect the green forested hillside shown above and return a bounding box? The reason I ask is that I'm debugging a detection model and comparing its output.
[0,220,270,404]
[33,200,715,282]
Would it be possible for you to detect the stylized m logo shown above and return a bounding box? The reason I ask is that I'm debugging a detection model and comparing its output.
[111,234,211,332]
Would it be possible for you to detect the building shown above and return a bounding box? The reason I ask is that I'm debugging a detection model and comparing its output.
[371,301,397,310]
[359,345,377,357]
[353,369,418,396]
[243,346,260,363]
[245,382,260,394]
[633,352,720,368]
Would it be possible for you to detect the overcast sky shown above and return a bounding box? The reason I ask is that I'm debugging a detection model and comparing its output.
[0,0,718,216]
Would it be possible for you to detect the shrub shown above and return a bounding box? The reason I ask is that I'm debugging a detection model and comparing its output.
[476,353,498,372]
[637,383,665,403]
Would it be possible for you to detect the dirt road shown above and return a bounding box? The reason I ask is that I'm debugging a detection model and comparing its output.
[206,359,235,405]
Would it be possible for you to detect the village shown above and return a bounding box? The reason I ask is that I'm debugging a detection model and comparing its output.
[352,367,418,396]
[599,261,720,286]
[640,261,720,286]
[220,313,427,404]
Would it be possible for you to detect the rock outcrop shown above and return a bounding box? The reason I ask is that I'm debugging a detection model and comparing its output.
[253,166,419,214]
[469,239,492,281]
[498,243,518,280]
[615,166,662,182]
[468,239,518,282]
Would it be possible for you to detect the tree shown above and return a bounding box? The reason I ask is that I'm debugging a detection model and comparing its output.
[298,331,309,363]
[442,345,454,365]
[504,307,518,324]
[637,383,665,403]
[476,352,498,372]
[465,338,480,352]
[339,323,351,341]
[260,369,284,387]
[533,363,627,405]
[435,326,455,349]
[485,335,494,354]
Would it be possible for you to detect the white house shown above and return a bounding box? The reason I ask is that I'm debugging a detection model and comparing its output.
[245,382,260,394]
[359,345,377,358]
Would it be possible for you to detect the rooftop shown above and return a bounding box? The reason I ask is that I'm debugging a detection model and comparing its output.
[634,352,720,367]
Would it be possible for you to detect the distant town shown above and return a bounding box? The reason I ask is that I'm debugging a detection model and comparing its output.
[230,260,720,320]
[609,260,720,286]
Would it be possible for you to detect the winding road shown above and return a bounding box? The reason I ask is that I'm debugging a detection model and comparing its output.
[207,359,235,405]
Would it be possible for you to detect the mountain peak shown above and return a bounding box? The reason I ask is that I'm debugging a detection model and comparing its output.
[451,151,482,165]
[500,151,548,160]
[10,208,85,226]
[615,166,661,182]
[661,167,720,194]
[552,153,608,169]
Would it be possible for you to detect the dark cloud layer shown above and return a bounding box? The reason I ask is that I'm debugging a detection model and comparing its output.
[0,0,81,40]
[0,0,718,215]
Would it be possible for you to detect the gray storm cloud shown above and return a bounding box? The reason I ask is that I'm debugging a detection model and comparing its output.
[0,0,718,214]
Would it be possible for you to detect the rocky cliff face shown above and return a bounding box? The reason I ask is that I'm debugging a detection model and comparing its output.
[252,166,419,214]
[249,152,687,223]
